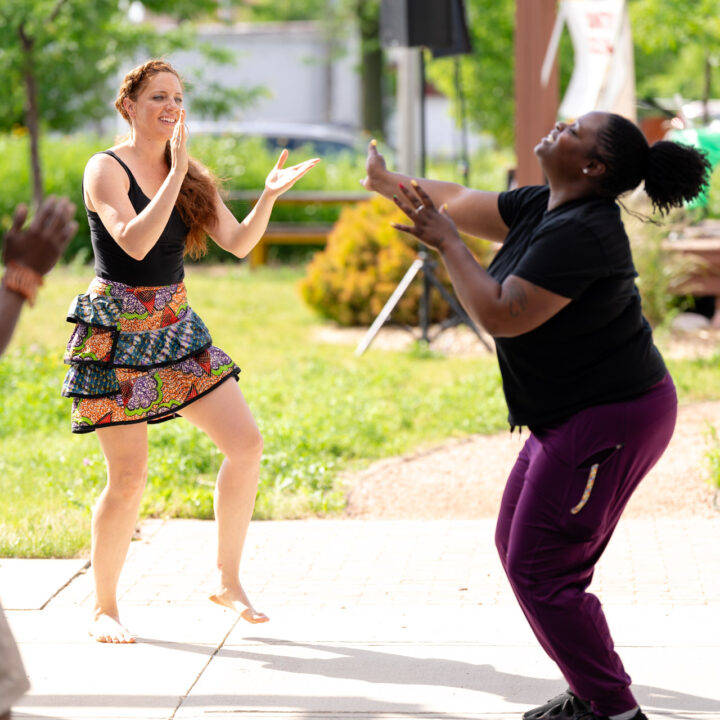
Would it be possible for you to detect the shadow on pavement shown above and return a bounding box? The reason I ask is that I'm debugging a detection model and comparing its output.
[133,635,720,715]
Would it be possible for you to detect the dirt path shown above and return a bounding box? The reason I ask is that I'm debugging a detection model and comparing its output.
[344,401,720,519]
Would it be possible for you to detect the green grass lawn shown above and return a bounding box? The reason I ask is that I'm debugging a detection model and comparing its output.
[2,264,719,558]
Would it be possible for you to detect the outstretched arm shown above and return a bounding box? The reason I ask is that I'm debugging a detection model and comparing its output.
[391,182,570,338]
[0,197,77,355]
[208,149,320,258]
[361,140,509,243]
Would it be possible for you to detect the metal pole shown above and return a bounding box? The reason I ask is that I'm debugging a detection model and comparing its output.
[418,49,430,343]
[396,47,422,176]
[455,56,470,185]
[355,258,424,356]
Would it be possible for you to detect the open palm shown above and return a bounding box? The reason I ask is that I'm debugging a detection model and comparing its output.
[265,149,320,197]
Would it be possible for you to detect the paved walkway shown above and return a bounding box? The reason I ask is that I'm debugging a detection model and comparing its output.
[2,515,720,720]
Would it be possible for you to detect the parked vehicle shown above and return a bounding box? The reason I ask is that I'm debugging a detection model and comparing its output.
[187,120,364,156]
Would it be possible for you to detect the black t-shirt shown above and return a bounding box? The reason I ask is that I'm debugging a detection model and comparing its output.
[85,151,188,287]
[488,185,667,429]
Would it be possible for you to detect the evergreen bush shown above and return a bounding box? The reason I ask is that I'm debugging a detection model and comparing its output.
[299,194,497,326]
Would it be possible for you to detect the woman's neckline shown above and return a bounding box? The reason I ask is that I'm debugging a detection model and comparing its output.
[107,148,164,202]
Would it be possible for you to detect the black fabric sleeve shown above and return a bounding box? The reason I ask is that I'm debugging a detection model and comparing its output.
[497,186,548,228]
[511,220,609,299]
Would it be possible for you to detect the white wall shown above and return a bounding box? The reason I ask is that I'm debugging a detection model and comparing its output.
[385,94,491,161]
[170,21,361,130]
[106,18,488,160]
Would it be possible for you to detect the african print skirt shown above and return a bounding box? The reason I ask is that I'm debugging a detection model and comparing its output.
[62,277,240,434]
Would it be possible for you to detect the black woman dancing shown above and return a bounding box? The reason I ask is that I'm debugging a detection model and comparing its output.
[62,59,319,643]
[363,112,710,720]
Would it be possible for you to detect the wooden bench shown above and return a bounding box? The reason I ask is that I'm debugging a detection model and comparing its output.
[663,221,720,327]
[225,190,369,268]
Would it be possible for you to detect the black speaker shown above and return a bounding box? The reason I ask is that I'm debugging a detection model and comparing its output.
[432,0,472,57]
[380,0,454,50]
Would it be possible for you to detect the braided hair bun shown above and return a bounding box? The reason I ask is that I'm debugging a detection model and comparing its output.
[644,140,712,215]
[594,113,712,216]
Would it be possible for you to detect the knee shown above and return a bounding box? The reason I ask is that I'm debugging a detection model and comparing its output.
[227,426,263,463]
[503,547,538,595]
[495,524,509,568]
[106,462,147,503]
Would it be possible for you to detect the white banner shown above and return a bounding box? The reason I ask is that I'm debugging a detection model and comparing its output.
[542,0,636,121]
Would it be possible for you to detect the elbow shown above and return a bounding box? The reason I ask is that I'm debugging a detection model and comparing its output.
[126,247,149,262]
[477,307,519,339]
[481,314,504,338]
[117,232,149,261]
[485,320,523,339]
[473,298,504,337]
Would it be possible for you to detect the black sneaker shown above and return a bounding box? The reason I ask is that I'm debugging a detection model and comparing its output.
[579,712,649,720]
[546,708,648,720]
[523,690,591,720]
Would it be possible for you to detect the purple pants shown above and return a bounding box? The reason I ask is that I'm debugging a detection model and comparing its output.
[495,374,677,716]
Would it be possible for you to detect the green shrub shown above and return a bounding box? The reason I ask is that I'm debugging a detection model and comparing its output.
[0,132,104,263]
[621,197,707,329]
[299,194,497,326]
[706,163,720,219]
[705,425,720,491]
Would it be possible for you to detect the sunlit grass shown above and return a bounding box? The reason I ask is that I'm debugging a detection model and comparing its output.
[1,264,505,556]
[3,265,719,557]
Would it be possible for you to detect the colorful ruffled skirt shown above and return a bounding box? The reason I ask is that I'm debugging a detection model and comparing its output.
[62,278,240,434]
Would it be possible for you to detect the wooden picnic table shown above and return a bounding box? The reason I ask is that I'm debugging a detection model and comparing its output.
[663,221,720,327]
[225,190,370,267]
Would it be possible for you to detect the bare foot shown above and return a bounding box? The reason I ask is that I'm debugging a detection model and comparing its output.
[209,586,268,624]
[89,613,136,643]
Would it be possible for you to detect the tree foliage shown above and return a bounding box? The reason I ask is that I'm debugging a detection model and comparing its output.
[426,0,720,149]
[0,0,253,205]
[630,0,720,106]
[0,0,225,133]
[425,0,515,148]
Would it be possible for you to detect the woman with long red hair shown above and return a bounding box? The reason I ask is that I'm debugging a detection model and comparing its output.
[62,59,318,643]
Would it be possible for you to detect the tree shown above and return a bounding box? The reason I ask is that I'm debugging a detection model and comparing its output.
[354,0,384,137]
[630,0,720,116]
[0,0,252,208]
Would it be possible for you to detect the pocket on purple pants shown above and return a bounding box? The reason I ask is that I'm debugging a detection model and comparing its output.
[560,443,624,540]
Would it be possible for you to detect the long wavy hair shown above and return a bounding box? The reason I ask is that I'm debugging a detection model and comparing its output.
[114,59,218,259]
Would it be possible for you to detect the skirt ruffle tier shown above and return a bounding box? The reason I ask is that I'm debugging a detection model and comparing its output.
[62,278,240,434]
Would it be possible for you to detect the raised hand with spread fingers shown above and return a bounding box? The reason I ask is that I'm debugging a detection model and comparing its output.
[391,180,460,252]
[265,149,320,198]
[208,149,321,258]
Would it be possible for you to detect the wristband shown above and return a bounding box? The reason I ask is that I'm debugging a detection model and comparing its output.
[2,261,43,306]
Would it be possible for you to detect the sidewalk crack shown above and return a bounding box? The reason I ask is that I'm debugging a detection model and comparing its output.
[40,560,91,610]
[169,614,240,720]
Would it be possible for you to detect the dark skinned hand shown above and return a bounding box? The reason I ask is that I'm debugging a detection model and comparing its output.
[360,139,387,193]
[2,196,78,275]
[391,180,461,251]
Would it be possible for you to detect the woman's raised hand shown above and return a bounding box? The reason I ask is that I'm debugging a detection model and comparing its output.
[170,109,188,176]
[264,149,320,198]
[391,181,460,252]
[360,139,388,193]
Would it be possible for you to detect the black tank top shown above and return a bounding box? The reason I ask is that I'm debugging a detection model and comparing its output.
[85,150,188,287]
